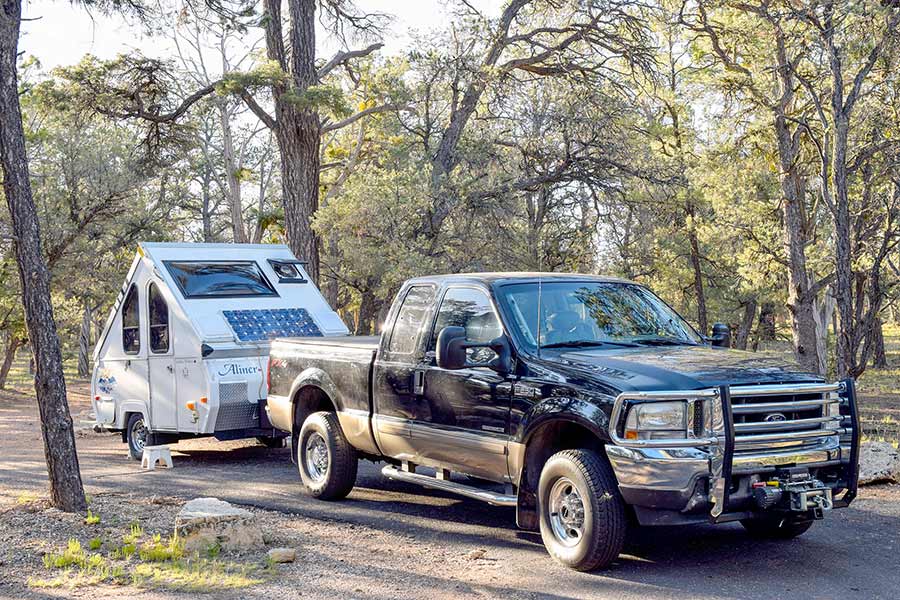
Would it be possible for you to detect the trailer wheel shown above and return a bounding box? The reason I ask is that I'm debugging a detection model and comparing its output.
[126,413,149,461]
[297,411,357,500]
[538,449,626,571]
[740,516,814,539]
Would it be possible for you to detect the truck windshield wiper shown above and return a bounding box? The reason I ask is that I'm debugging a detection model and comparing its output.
[630,336,695,346]
[540,340,640,349]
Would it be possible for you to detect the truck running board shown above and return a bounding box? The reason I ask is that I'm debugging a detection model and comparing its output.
[381,465,517,507]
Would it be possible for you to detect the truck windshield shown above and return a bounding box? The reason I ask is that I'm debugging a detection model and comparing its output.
[496,281,702,352]
[164,261,278,298]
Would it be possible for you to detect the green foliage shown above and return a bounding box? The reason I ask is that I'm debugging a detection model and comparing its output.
[84,510,100,525]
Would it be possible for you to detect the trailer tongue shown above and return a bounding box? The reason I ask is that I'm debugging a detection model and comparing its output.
[91,242,348,459]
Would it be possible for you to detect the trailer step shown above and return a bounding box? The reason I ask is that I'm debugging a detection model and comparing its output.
[381,465,517,507]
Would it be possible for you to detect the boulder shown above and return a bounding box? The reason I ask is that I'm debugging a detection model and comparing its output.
[175,497,264,552]
[858,441,900,485]
[267,547,296,563]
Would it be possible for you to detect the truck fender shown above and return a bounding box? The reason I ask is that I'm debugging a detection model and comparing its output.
[288,367,344,422]
[516,396,613,446]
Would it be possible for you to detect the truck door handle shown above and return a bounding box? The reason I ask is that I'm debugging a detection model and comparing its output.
[412,370,425,395]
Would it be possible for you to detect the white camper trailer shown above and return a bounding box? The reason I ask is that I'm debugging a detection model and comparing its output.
[91,242,349,459]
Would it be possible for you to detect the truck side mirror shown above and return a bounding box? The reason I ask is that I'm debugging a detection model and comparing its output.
[436,326,512,374]
[710,323,731,348]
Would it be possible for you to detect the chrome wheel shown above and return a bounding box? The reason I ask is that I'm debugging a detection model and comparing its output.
[132,418,148,452]
[304,432,329,482]
[548,477,586,547]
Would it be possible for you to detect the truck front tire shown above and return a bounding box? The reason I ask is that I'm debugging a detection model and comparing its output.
[538,449,626,571]
[297,411,358,500]
[126,413,148,461]
[740,516,814,539]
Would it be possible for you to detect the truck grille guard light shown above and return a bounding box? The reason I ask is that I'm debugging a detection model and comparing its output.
[608,380,860,521]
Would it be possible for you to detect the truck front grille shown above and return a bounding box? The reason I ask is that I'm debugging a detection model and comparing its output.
[729,384,842,451]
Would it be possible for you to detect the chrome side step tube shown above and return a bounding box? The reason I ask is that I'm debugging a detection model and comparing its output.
[381,465,517,507]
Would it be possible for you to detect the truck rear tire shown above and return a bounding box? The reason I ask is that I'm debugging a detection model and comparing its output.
[126,413,149,461]
[538,449,626,571]
[297,411,358,500]
[740,516,814,539]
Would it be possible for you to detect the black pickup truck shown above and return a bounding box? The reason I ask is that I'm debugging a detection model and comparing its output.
[265,273,860,570]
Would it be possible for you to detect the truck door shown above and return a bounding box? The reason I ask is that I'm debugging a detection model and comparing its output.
[415,286,512,481]
[371,284,437,461]
[146,281,177,431]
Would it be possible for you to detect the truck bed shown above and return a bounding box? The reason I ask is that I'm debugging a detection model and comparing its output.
[276,335,380,350]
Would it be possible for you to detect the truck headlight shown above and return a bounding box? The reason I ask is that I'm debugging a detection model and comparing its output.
[624,401,687,440]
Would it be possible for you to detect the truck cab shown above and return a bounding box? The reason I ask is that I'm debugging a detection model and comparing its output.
[267,273,860,571]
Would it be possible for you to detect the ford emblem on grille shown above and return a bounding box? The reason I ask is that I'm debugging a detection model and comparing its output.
[764,412,787,422]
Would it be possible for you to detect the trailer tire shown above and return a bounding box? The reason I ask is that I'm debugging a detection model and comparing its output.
[538,449,626,571]
[126,413,149,461]
[740,516,814,539]
[297,411,357,500]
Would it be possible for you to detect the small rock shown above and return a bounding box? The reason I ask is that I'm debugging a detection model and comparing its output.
[175,497,263,551]
[858,441,900,485]
[464,548,486,561]
[267,547,296,563]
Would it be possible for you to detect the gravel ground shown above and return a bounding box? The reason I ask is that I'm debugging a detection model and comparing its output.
[2,391,900,599]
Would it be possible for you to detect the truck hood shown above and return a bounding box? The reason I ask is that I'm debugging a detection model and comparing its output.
[551,345,821,392]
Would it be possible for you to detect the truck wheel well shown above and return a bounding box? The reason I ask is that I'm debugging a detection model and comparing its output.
[516,419,611,530]
[292,386,336,431]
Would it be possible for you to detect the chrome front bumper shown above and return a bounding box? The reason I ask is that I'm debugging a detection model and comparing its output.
[605,380,860,521]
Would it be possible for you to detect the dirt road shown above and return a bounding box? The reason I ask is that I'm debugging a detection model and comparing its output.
[2,392,900,599]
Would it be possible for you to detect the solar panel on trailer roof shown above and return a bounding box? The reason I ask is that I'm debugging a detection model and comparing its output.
[223,308,324,342]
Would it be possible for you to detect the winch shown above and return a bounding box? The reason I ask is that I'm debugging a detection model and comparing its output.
[751,468,834,519]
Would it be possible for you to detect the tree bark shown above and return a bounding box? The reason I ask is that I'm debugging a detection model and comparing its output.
[0,334,22,390]
[734,298,758,351]
[263,0,321,282]
[219,102,247,243]
[0,0,86,512]
[77,300,91,378]
[871,317,887,369]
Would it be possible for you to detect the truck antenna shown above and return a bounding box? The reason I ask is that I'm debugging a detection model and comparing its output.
[536,276,543,358]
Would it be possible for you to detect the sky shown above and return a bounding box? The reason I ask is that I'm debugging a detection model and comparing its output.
[19,0,506,70]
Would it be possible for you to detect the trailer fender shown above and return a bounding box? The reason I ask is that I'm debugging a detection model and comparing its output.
[116,400,150,431]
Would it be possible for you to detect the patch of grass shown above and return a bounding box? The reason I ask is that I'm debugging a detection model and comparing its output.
[31,528,270,592]
[84,509,100,525]
[138,534,183,562]
[16,491,39,505]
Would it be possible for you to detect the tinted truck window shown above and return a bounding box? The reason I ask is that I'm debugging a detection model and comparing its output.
[388,286,435,355]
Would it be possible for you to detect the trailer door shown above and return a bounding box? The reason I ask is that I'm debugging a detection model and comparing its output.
[147,281,177,431]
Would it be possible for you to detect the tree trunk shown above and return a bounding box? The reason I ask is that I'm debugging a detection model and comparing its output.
[871,317,887,369]
[0,334,22,390]
[735,299,758,351]
[219,102,246,243]
[688,228,708,335]
[263,0,321,282]
[755,301,776,351]
[0,0,86,512]
[77,300,91,378]
[356,289,377,335]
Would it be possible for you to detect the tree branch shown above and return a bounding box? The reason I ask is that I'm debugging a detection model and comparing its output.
[321,103,401,132]
[239,90,276,130]
[317,42,384,80]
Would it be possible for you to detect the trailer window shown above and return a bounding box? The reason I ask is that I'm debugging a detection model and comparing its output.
[148,282,169,353]
[164,261,277,298]
[122,284,140,354]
